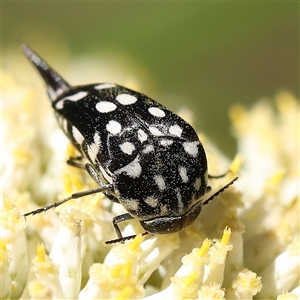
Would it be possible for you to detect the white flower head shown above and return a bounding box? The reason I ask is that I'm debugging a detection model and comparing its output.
[0,197,28,299]
[2,52,299,299]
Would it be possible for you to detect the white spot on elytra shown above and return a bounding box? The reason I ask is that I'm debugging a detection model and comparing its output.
[72,126,85,145]
[88,144,99,162]
[138,129,148,142]
[87,132,101,162]
[183,141,199,157]
[87,144,98,162]
[160,204,169,215]
[106,120,122,135]
[96,101,117,113]
[93,132,101,145]
[142,145,154,153]
[119,142,135,155]
[55,101,64,110]
[169,124,183,137]
[99,164,112,184]
[94,83,116,90]
[149,126,164,136]
[68,91,88,101]
[116,157,142,178]
[148,107,166,118]
[160,139,173,147]
[116,94,137,105]
[99,164,112,183]
[176,188,184,211]
[179,166,189,183]
[154,175,166,191]
[121,198,139,212]
[194,177,202,191]
[144,196,159,208]
[56,91,88,109]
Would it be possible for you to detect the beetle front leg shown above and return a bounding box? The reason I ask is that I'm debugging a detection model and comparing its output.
[112,213,134,238]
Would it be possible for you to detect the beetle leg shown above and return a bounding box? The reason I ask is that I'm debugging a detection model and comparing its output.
[111,213,134,238]
[67,156,85,169]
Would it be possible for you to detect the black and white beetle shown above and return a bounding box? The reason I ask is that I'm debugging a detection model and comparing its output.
[22,44,237,243]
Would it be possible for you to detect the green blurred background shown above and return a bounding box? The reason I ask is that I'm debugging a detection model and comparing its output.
[3,2,299,157]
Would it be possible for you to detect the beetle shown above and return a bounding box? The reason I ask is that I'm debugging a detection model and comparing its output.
[22,44,237,243]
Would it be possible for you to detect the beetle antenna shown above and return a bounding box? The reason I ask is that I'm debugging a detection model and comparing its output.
[203,177,238,206]
[24,184,112,217]
[208,171,229,179]
[105,232,149,245]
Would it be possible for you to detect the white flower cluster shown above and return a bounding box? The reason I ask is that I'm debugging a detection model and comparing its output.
[1,66,299,299]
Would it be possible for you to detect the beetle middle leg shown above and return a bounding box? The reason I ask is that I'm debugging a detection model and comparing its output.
[67,156,85,169]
